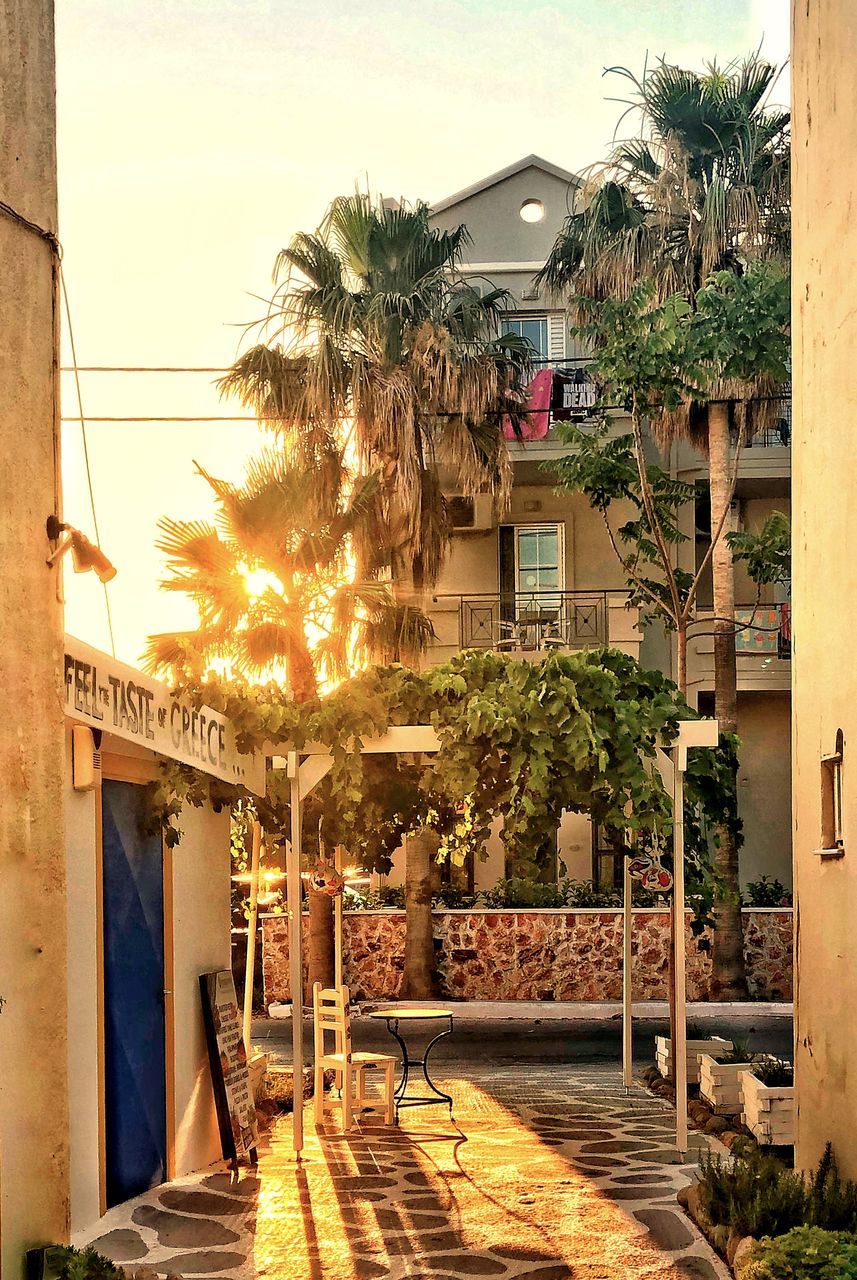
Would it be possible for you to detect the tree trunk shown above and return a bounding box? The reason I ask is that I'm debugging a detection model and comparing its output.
[306,888,335,999]
[707,402,748,999]
[387,530,440,1000]
[402,827,438,998]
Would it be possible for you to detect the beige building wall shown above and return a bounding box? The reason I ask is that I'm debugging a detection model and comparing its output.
[735,692,792,889]
[65,750,101,1234]
[0,0,70,1271]
[792,0,857,1176]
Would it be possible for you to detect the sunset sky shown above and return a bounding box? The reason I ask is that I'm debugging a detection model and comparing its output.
[56,0,790,666]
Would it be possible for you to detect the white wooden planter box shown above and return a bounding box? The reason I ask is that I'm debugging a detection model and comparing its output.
[741,1070,795,1145]
[699,1053,762,1114]
[656,1036,732,1084]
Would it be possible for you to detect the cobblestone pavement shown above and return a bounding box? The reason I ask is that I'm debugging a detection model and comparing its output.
[81,1067,728,1280]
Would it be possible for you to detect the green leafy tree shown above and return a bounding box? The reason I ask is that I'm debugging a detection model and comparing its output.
[728,509,791,590]
[219,193,531,997]
[539,52,789,1000]
[548,258,788,1001]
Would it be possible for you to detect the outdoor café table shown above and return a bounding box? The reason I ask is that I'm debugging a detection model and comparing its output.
[367,1008,454,1120]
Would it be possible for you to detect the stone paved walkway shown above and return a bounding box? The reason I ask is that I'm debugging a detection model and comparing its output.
[80,1067,728,1280]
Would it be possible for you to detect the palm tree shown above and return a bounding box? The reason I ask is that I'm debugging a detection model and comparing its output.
[539,54,789,998]
[219,193,530,997]
[144,439,419,990]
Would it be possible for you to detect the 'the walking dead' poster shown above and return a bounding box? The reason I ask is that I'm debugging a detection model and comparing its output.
[199,970,259,1164]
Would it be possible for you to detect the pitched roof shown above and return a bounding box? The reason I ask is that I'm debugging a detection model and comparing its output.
[430,154,581,215]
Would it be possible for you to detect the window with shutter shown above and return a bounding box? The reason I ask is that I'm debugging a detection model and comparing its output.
[548,313,567,363]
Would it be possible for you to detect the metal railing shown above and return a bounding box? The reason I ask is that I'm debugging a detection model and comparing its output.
[434,590,612,652]
[734,602,791,659]
[732,386,792,449]
[512,359,792,444]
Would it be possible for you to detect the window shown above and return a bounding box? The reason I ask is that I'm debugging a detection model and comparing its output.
[515,524,562,597]
[502,315,548,360]
[592,825,623,892]
[819,729,845,857]
[520,198,545,223]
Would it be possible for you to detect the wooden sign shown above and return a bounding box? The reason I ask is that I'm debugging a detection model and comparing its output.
[64,634,265,796]
[199,970,259,1165]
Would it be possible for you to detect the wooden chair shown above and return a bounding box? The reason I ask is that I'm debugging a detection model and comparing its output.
[312,982,396,1129]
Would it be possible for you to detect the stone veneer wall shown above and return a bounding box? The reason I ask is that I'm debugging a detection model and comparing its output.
[261,908,792,1004]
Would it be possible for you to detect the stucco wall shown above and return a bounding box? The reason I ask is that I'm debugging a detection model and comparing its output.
[0,0,69,1270]
[430,162,575,268]
[792,0,857,1177]
[64,747,100,1234]
[262,909,792,1005]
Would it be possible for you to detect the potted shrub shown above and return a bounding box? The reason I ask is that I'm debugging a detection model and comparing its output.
[741,1057,795,1145]
[656,1031,732,1085]
[699,1039,767,1115]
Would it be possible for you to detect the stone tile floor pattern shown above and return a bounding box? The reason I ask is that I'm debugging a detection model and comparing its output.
[80,1067,728,1280]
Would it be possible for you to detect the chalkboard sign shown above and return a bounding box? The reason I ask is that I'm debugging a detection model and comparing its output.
[199,970,259,1165]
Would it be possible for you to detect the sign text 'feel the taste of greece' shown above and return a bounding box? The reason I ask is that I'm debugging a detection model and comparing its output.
[63,635,265,796]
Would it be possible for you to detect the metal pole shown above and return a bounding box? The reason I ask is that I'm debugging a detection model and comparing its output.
[673,756,688,1155]
[242,820,262,1053]
[622,853,633,1090]
[288,759,304,1159]
[334,844,344,989]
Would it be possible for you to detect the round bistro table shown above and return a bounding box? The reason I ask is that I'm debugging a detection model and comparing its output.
[367,1008,454,1121]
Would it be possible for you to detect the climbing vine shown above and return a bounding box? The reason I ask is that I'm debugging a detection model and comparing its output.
[143,648,738,922]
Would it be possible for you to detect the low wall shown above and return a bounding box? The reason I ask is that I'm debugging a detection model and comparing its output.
[261,908,793,1004]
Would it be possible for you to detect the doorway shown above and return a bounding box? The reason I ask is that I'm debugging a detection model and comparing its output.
[101,778,167,1208]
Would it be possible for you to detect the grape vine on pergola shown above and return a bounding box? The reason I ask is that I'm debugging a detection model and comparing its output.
[235,650,723,1161]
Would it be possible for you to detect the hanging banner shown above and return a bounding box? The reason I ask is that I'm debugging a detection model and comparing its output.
[199,970,259,1165]
[63,634,265,796]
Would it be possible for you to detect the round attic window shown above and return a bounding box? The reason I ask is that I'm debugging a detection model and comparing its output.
[520,198,545,223]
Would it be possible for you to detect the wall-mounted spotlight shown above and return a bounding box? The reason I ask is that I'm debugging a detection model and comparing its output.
[46,515,117,583]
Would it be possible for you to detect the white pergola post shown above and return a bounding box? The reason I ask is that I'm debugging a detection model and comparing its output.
[287,752,305,1159]
[622,853,633,1090]
[334,844,344,989]
[673,757,688,1154]
[242,820,262,1053]
[659,718,720,1155]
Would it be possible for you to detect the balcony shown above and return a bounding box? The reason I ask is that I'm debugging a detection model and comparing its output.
[427,590,641,664]
[687,602,791,693]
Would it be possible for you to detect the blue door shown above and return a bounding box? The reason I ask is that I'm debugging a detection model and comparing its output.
[102,779,167,1208]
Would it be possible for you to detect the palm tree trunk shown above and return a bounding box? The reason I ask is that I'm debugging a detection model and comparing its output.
[707,403,748,999]
[387,526,441,999]
[306,889,334,999]
[402,827,438,998]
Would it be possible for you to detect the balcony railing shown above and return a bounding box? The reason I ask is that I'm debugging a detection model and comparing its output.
[730,386,792,449]
[435,591,613,652]
[734,603,791,660]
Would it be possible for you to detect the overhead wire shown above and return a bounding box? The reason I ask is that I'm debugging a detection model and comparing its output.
[60,269,116,657]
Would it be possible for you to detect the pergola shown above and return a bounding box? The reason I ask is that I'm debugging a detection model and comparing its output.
[277,717,718,1159]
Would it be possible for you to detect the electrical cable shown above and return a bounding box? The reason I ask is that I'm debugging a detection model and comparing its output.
[60,268,116,657]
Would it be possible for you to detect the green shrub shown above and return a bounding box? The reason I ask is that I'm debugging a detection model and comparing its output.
[478,877,566,908]
[810,1146,857,1232]
[744,876,792,907]
[738,1227,857,1279]
[27,1246,122,1280]
[431,887,478,910]
[698,1145,857,1241]
[699,1149,809,1238]
[720,1035,758,1065]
